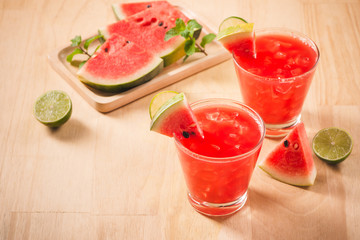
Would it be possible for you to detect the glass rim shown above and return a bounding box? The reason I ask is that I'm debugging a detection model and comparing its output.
[174,98,266,163]
[232,27,320,82]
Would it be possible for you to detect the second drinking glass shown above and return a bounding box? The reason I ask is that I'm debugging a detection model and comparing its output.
[233,28,320,137]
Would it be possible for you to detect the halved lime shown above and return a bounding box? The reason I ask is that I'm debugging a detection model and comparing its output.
[312,127,353,164]
[33,90,72,128]
[219,16,248,32]
[149,90,179,119]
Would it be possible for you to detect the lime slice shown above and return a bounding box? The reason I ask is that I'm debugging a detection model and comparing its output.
[217,16,254,42]
[33,90,72,128]
[312,127,353,164]
[219,16,248,32]
[149,90,179,119]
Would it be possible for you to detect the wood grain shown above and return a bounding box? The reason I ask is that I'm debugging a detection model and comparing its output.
[0,0,359,239]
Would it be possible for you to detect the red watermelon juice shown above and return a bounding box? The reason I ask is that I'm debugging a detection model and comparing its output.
[232,29,319,137]
[175,99,265,216]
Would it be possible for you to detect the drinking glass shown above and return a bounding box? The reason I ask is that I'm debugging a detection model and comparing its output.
[233,28,320,137]
[174,98,265,216]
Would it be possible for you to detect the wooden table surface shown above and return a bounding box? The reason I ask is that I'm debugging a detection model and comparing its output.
[1,0,359,239]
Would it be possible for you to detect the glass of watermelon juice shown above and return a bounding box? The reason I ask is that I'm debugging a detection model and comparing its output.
[174,98,265,216]
[232,28,319,137]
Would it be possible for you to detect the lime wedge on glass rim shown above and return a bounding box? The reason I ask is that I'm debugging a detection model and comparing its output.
[33,90,72,128]
[312,127,353,164]
[217,16,255,58]
[219,16,248,32]
[149,90,179,119]
[217,16,254,42]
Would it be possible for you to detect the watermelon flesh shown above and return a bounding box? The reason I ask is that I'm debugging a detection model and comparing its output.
[112,1,168,20]
[218,23,255,57]
[102,1,188,67]
[150,93,203,140]
[259,122,317,186]
[77,34,163,92]
[112,1,202,39]
[222,32,256,58]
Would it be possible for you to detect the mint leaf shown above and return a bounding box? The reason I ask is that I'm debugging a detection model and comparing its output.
[184,39,196,56]
[66,48,84,62]
[165,18,187,41]
[93,44,102,55]
[165,28,180,41]
[165,18,216,61]
[71,35,82,47]
[186,19,202,32]
[67,34,104,68]
[84,34,104,50]
[175,18,186,31]
[79,61,87,69]
[180,29,190,39]
[183,55,190,62]
[200,33,216,48]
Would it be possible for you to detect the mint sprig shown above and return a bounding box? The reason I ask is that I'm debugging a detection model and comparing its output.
[67,34,104,68]
[165,19,216,62]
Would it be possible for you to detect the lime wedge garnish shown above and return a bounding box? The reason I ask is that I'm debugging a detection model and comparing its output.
[217,16,253,42]
[219,16,248,32]
[33,90,72,128]
[149,90,179,119]
[312,127,353,164]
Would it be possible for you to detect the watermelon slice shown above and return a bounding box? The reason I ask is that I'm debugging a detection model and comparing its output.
[150,92,203,140]
[101,1,188,67]
[112,1,168,20]
[112,1,202,39]
[77,34,163,92]
[259,122,317,186]
[217,23,255,57]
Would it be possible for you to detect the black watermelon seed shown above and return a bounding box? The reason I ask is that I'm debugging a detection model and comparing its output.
[283,140,289,148]
[164,26,168,29]
[158,21,164,26]
[191,131,196,135]
[104,48,108,52]
[126,40,131,43]
[147,4,151,8]
[182,131,190,138]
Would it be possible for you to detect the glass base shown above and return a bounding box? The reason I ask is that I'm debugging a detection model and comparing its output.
[187,191,248,217]
[265,115,301,138]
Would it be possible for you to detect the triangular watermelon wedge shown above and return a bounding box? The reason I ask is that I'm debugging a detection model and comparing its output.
[259,122,317,186]
[101,1,189,67]
[150,92,203,140]
[77,34,163,92]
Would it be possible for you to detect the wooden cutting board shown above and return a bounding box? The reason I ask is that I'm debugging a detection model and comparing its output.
[47,6,230,112]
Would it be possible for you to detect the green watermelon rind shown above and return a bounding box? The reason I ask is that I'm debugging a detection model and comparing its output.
[111,4,124,21]
[150,92,185,133]
[258,164,317,187]
[161,39,186,67]
[77,58,163,93]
